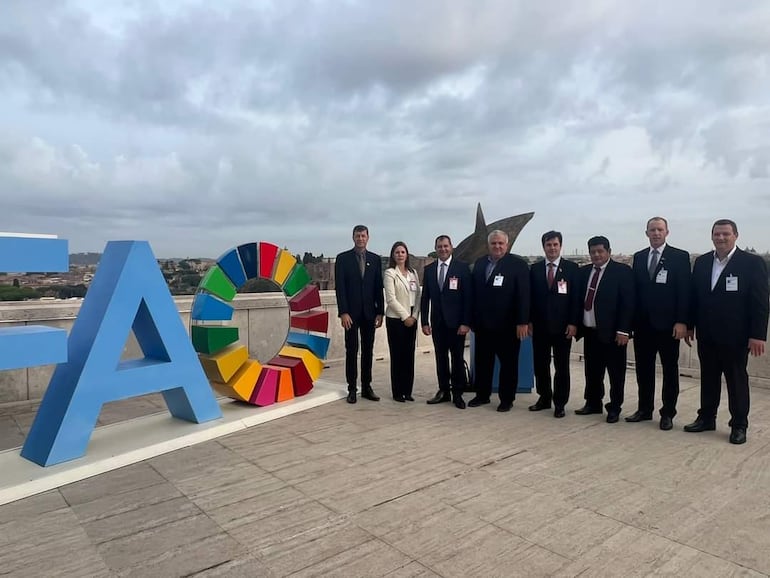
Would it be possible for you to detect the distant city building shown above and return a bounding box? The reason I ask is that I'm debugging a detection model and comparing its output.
[304,254,431,291]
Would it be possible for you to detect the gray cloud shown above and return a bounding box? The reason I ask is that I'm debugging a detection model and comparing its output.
[1,0,769,260]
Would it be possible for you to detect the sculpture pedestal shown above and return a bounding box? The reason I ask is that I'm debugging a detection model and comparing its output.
[468,333,534,394]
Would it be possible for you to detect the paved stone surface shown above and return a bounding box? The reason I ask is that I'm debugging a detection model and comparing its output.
[2,352,770,576]
[0,393,169,452]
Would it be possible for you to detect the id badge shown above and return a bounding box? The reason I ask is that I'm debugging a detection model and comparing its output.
[655,269,668,284]
[493,274,504,287]
[726,276,738,292]
[449,277,459,290]
[409,280,418,292]
[557,280,568,294]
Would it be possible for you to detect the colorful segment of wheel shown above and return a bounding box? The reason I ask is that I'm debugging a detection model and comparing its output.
[190,242,330,406]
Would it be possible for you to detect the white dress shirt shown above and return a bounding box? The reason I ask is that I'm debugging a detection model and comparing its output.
[711,246,737,290]
[583,261,608,328]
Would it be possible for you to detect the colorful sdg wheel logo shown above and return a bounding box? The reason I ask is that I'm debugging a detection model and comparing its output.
[190,242,330,406]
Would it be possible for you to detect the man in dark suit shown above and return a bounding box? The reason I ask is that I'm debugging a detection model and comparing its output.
[627,217,691,431]
[335,225,385,404]
[421,235,472,410]
[684,219,769,444]
[469,229,530,412]
[576,236,634,423]
[528,231,581,418]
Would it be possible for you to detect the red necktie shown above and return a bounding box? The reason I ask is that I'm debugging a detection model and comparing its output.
[583,266,601,311]
[547,262,555,289]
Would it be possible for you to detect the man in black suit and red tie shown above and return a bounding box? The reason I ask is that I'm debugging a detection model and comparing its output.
[576,236,635,423]
[627,217,691,431]
[684,219,769,445]
[421,235,473,409]
[335,225,385,404]
[469,229,530,412]
[528,231,581,418]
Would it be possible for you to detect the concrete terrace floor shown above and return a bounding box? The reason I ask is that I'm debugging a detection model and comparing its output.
[2,353,770,577]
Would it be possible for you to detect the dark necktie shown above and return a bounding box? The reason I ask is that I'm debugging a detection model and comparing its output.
[485,260,495,281]
[358,253,366,278]
[439,262,446,291]
[648,249,659,280]
[584,266,601,311]
[547,262,555,289]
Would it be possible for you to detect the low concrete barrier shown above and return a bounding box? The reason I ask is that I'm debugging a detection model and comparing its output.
[2,293,769,403]
[0,292,434,404]
[570,331,770,389]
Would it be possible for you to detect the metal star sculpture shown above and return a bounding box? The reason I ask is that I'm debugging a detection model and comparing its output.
[453,203,534,265]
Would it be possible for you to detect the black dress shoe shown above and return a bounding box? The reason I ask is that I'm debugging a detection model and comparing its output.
[496,402,513,412]
[606,412,619,423]
[404,395,415,402]
[624,411,653,422]
[683,418,716,432]
[346,391,357,404]
[427,391,451,404]
[575,404,602,415]
[361,386,380,401]
[554,408,565,418]
[528,399,552,411]
[659,416,673,431]
[729,427,747,445]
[393,395,406,402]
[454,398,466,410]
[468,396,490,407]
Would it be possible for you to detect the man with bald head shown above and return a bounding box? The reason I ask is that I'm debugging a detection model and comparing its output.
[469,230,530,412]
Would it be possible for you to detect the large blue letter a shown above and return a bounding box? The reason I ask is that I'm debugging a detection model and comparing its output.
[21,241,222,466]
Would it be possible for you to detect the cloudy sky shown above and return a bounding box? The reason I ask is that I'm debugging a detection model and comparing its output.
[1,0,769,260]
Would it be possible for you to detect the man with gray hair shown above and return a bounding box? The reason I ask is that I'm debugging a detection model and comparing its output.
[469,230,530,412]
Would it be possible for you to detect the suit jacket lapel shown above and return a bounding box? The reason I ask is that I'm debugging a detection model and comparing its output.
[447,259,460,285]
[554,262,568,290]
[541,261,554,293]
[363,252,375,280]
[654,247,668,278]
[708,251,728,293]
[643,247,663,281]
[431,261,445,291]
[486,258,500,286]
[642,248,653,280]
[599,260,613,292]
[426,262,438,293]
[395,269,410,294]
[439,261,449,291]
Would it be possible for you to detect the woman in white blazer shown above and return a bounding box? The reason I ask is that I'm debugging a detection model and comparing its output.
[383,241,422,402]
